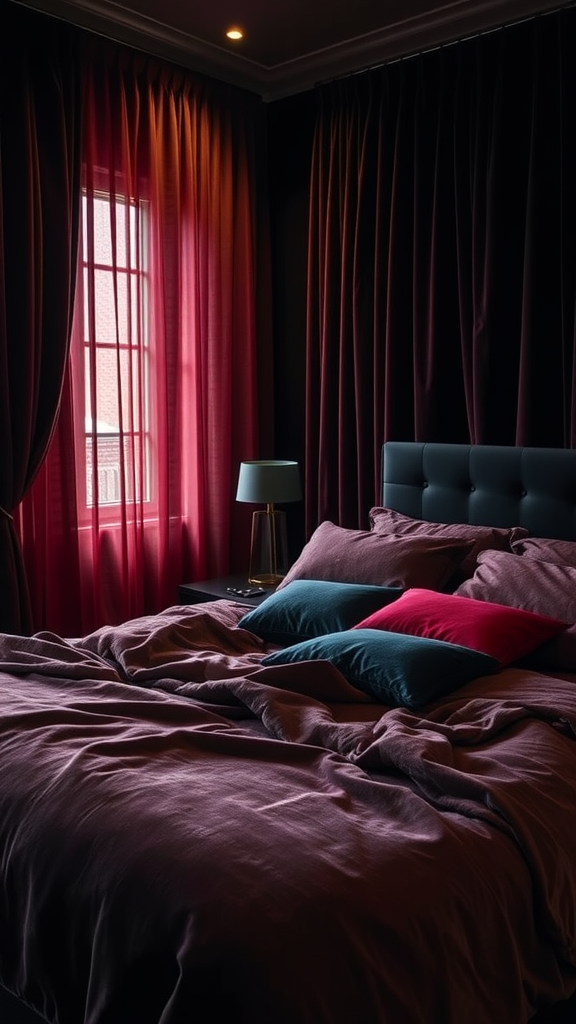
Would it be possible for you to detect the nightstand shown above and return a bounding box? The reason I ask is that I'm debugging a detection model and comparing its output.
[178,574,276,607]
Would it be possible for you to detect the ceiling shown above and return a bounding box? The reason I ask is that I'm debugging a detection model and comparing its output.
[16,0,569,100]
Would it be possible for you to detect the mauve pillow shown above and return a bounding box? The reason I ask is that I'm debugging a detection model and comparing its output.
[454,549,576,622]
[369,507,528,579]
[510,535,576,567]
[353,587,568,667]
[277,521,474,593]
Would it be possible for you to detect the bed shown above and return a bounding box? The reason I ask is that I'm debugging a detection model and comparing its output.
[1,441,576,1024]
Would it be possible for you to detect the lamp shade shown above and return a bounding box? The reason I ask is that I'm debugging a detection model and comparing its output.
[236,461,302,505]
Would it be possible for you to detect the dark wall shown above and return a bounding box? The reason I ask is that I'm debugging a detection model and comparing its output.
[0,986,47,1023]
[267,89,316,557]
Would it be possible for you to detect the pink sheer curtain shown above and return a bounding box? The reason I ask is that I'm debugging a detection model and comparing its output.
[16,43,265,636]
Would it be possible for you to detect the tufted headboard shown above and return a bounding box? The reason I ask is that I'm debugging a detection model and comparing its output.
[381,442,576,541]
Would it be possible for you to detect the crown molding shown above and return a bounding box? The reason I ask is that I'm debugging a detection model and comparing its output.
[268,0,571,99]
[13,0,267,92]
[14,0,572,101]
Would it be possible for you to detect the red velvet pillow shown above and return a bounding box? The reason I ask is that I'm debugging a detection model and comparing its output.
[278,521,474,593]
[369,506,528,580]
[353,587,568,667]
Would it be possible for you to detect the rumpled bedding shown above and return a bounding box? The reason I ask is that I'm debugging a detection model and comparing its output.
[0,599,576,1024]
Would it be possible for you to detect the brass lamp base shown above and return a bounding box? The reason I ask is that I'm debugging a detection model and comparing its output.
[248,506,288,586]
[248,571,285,586]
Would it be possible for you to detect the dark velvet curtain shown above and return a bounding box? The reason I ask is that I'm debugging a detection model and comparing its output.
[0,1,81,633]
[305,8,576,533]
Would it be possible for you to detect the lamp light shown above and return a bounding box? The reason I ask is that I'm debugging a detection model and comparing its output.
[236,460,302,586]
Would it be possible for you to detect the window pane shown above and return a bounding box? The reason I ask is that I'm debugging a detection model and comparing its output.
[83,193,134,268]
[86,269,132,347]
[85,433,147,506]
[84,346,144,432]
[80,189,151,513]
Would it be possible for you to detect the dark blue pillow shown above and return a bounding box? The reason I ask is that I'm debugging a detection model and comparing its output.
[238,580,403,645]
[261,629,498,708]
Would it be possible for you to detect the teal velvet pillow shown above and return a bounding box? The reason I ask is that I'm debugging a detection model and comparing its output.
[261,629,499,708]
[238,580,403,645]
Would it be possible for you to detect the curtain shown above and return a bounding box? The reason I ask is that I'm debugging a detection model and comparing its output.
[0,1,81,634]
[305,8,576,533]
[16,38,268,636]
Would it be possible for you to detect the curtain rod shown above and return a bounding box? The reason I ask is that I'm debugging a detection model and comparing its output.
[320,1,575,87]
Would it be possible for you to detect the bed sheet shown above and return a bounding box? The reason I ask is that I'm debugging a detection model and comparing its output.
[0,600,576,1024]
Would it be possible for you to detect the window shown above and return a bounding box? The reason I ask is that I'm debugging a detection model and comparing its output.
[74,187,152,514]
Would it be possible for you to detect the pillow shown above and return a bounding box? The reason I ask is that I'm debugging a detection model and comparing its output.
[510,535,576,567]
[454,549,576,622]
[261,629,498,708]
[518,623,576,673]
[278,521,474,593]
[238,579,403,645]
[369,506,528,579]
[352,587,568,667]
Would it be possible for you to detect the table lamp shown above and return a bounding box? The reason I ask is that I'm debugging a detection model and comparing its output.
[236,460,302,585]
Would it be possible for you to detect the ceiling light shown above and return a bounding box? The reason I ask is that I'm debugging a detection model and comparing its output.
[226,28,243,41]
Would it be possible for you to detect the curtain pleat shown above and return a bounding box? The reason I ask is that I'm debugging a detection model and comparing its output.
[306,8,576,533]
[0,1,81,633]
[16,35,268,636]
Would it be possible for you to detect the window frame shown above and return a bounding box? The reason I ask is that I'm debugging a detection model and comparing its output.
[71,181,155,523]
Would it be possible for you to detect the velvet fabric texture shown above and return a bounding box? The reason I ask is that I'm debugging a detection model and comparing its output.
[303,9,576,532]
[353,588,568,667]
[262,628,498,707]
[0,3,82,633]
[238,579,403,645]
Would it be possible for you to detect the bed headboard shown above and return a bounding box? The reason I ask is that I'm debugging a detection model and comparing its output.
[381,442,576,540]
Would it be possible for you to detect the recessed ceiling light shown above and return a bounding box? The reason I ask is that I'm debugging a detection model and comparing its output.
[226,28,244,41]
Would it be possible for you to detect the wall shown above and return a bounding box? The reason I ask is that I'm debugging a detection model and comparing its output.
[267,90,316,557]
